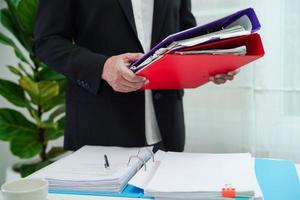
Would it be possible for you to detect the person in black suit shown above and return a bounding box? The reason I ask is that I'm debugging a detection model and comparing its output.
[33,0,237,152]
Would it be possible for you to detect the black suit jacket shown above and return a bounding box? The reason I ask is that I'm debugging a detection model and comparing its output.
[33,0,196,152]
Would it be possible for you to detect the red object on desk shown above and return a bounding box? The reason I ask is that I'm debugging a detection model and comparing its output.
[137,33,265,90]
[222,187,236,198]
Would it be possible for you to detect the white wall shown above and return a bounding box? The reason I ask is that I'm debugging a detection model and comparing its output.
[186,0,300,163]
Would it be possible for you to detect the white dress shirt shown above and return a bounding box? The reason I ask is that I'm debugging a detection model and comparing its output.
[131,0,162,145]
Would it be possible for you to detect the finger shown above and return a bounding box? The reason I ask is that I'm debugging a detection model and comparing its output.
[209,76,215,82]
[227,69,240,76]
[215,74,233,81]
[120,76,145,90]
[120,66,147,83]
[213,78,226,85]
[114,84,134,93]
[123,53,144,63]
[226,75,234,81]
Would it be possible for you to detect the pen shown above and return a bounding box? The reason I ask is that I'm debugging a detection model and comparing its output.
[104,154,110,169]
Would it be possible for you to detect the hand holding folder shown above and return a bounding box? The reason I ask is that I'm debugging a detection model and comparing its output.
[130,8,265,90]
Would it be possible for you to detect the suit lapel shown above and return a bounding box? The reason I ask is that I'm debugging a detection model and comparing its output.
[117,0,138,38]
[151,0,168,47]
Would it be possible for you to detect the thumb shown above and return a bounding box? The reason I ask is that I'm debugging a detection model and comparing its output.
[123,53,143,62]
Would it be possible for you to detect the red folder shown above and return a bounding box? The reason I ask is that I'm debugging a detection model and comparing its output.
[137,33,265,90]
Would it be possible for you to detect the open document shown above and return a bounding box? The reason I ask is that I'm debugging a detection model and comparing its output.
[130,151,263,200]
[30,146,152,193]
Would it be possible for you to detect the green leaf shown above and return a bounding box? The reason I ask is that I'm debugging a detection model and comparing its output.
[37,120,57,129]
[18,63,33,78]
[45,117,65,141]
[48,105,65,122]
[40,67,65,81]
[42,80,66,112]
[46,146,65,160]
[0,108,36,141]
[0,8,19,43]
[6,65,23,76]
[42,95,65,112]
[20,160,52,177]
[0,79,28,107]
[10,135,42,159]
[2,1,33,53]
[19,76,60,107]
[0,31,14,45]
[0,31,30,64]
[5,0,38,37]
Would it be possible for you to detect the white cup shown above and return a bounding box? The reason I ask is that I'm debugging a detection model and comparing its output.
[1,178,48,200]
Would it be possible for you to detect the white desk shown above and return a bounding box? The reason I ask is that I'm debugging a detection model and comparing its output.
[1,165,300,200]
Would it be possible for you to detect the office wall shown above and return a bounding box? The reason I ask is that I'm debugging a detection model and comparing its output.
[186,0,300,163]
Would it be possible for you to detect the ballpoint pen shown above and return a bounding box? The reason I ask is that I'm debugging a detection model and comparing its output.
[104,154,110,169]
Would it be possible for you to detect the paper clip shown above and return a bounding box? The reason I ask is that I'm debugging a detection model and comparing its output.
[222,184,236,198]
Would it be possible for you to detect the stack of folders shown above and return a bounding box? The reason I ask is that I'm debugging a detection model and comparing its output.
[129,8,265,89]
[31,146,152,193]
[129,151,263,200]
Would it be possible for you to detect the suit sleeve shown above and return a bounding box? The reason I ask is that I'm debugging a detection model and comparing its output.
[179,0,197,31]
[33,0,108,95]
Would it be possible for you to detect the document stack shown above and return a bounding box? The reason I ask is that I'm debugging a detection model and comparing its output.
[31,146,152,193]
[130,151,263,200]
[129,8,265,89]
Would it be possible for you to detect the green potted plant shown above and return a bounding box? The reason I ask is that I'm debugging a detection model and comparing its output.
[0,0,66,177]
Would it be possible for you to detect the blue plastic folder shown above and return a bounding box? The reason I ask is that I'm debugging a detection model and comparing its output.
[49,159,300,200]
[49,185,153,199]
[255,159,300,200]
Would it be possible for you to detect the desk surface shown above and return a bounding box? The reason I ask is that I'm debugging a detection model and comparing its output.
[1,165,300,200]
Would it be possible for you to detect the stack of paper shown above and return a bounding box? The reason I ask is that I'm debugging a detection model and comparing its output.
[174,46,247,55]
[169,25,250,50]
[135,25,250,70]
[31,146,152,193]
[130,152,263,200]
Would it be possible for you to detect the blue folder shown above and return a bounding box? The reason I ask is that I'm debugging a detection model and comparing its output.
[255,159,300,200]
[49,185,153,199]
[49,158,300,200]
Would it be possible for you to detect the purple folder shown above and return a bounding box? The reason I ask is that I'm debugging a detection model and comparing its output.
[130,7,261,72]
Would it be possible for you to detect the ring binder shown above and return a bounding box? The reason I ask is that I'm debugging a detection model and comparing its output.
[129,8,264,90]
[144,148,155,162]
[127,148,155,171]
[127,155,147,171]
[31,146,155,194]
